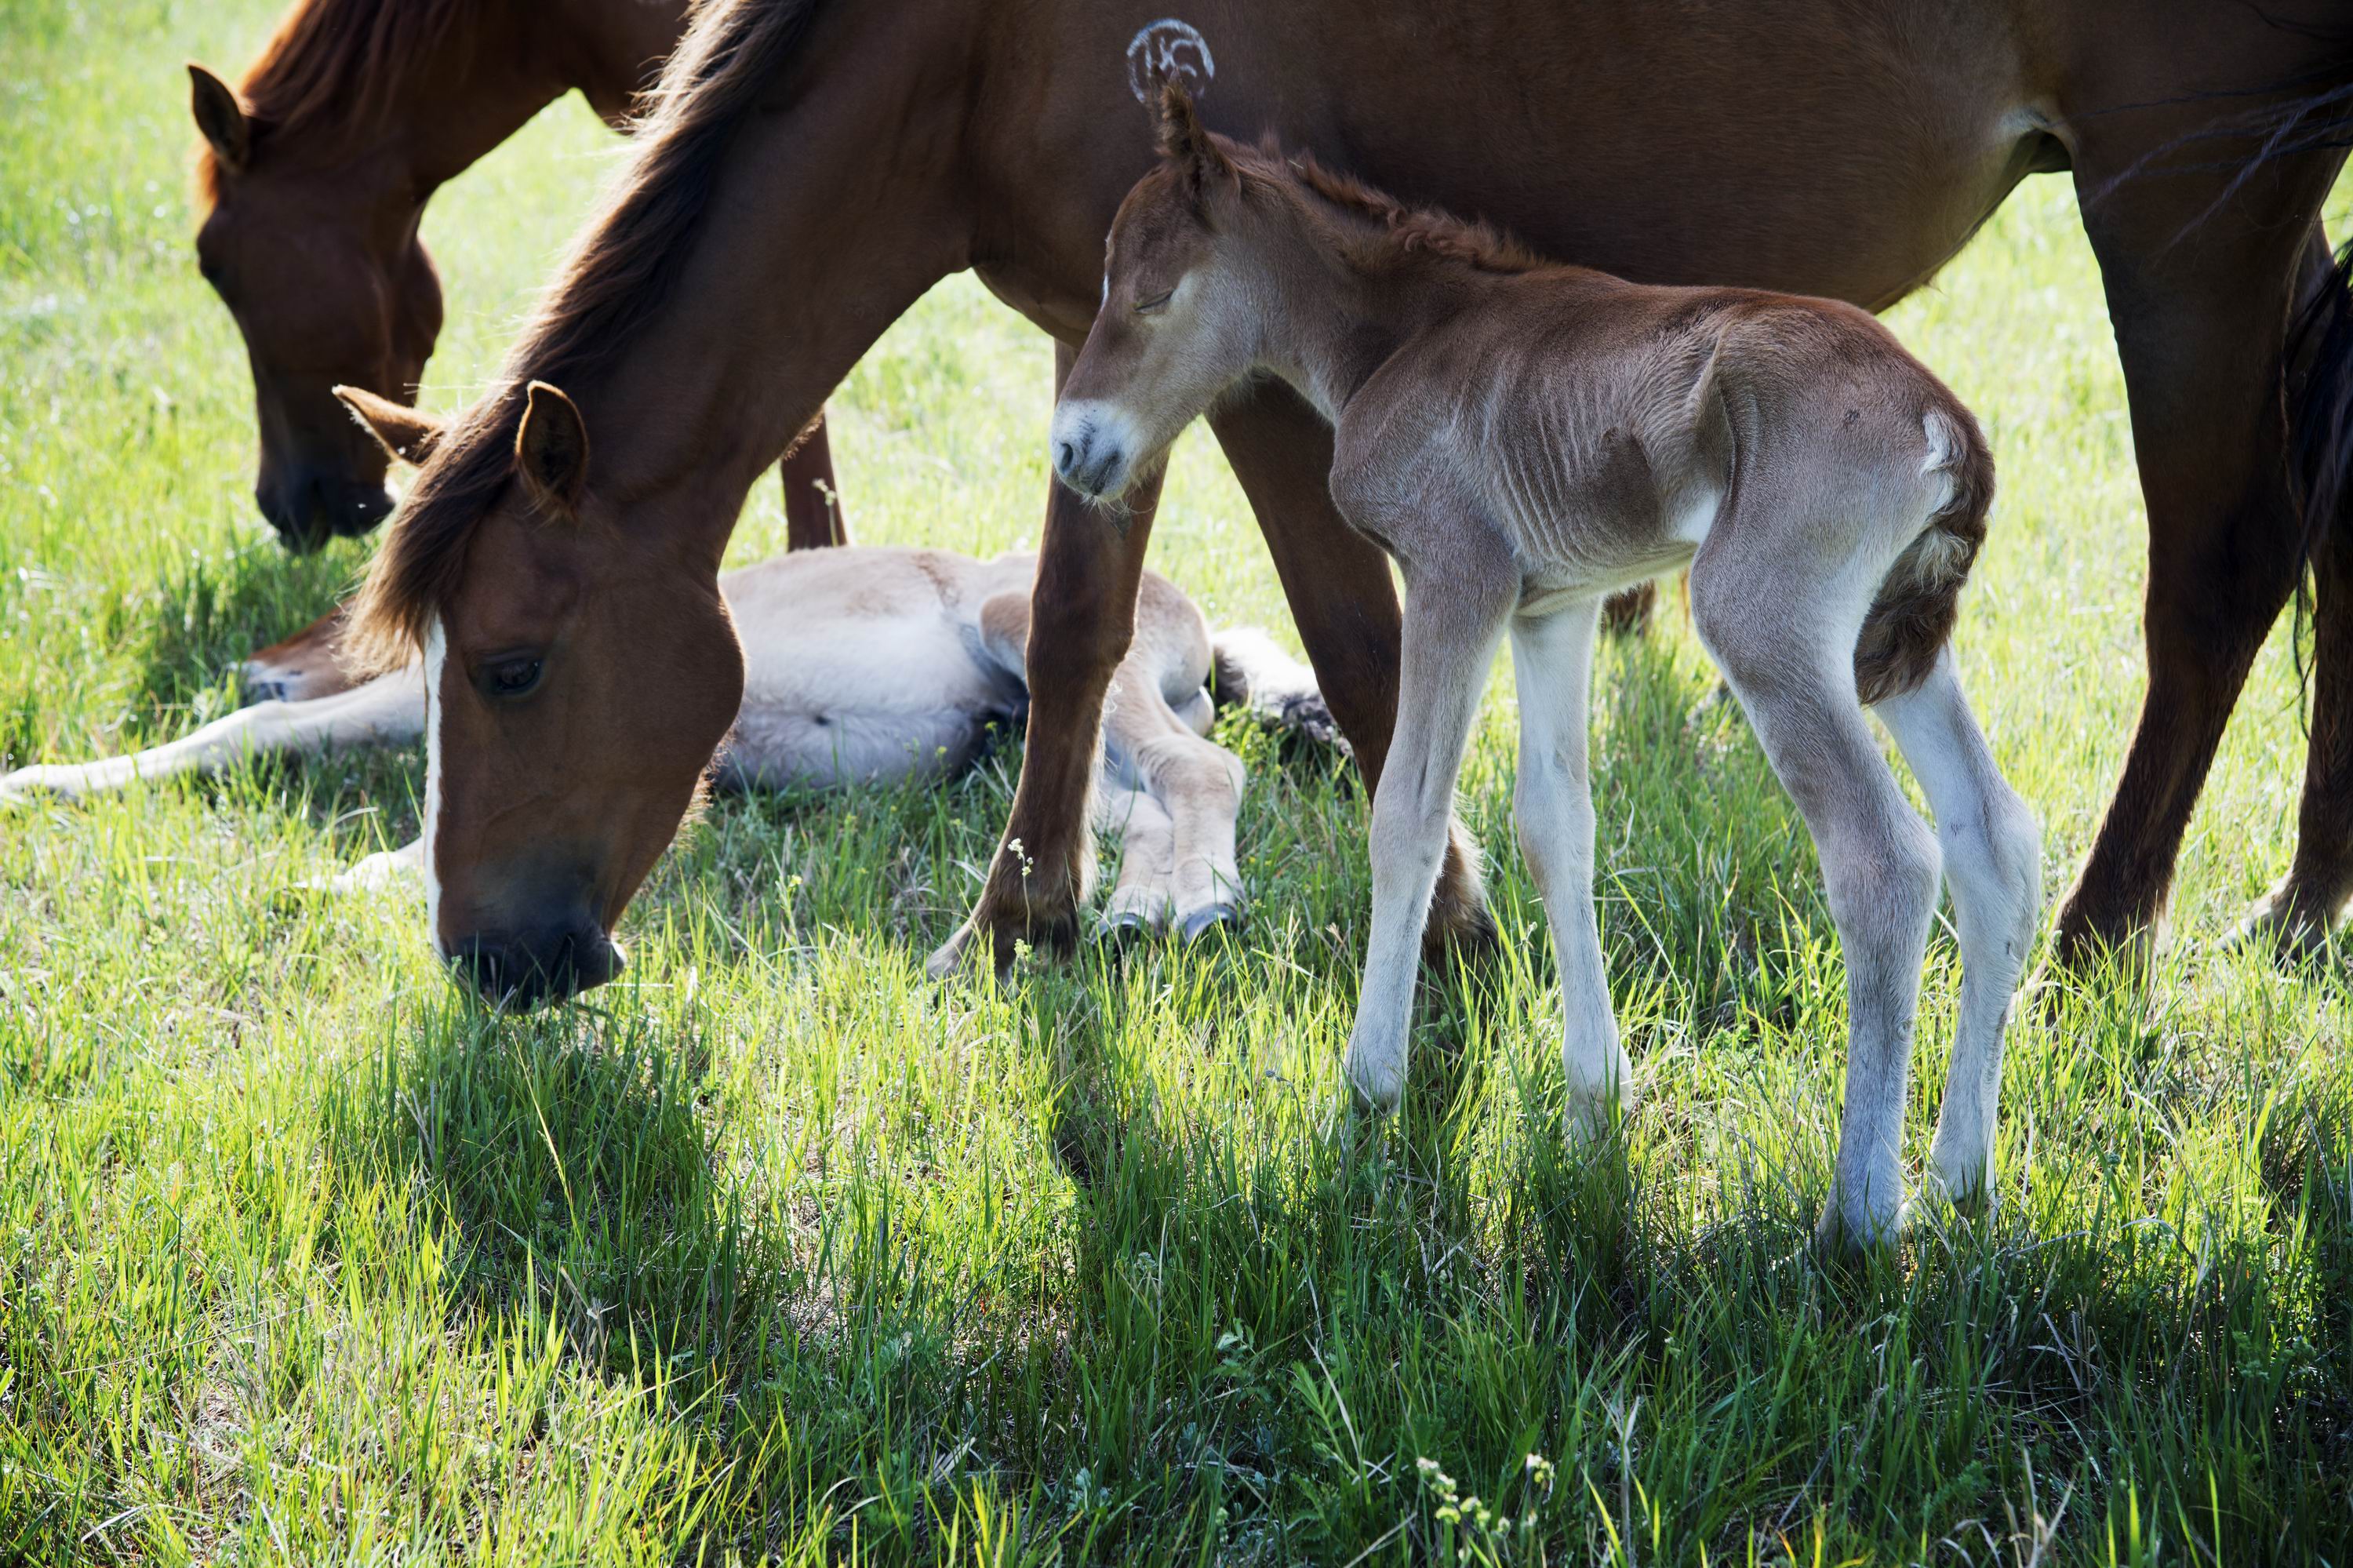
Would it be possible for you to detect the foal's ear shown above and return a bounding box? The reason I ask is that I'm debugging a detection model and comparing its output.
[334,386,446,467]
[188,64,251,170]
[1155,80,1235,204]
[515,381,591,516]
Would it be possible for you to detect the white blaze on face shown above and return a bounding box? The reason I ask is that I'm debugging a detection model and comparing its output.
[420,617,448,959]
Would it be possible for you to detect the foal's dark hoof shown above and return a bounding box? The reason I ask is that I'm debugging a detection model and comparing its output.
[1178,901,1242,941]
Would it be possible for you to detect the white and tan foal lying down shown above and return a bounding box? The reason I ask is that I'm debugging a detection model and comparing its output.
[2,545,1336,940]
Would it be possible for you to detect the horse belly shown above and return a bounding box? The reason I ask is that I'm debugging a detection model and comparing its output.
[987,0,2049,326]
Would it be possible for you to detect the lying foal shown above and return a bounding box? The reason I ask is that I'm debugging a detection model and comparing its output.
[4,541,1333,943]
[1056,87,2042,1245]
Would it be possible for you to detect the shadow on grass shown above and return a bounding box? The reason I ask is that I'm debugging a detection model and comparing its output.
[221,605,2353,1563]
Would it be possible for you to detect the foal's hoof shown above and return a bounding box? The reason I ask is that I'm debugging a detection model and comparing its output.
[1813,1194,1905,1259]
[1344,1047,1404,1115]
[1098,906,1156,938]
[1177,900,1242,941]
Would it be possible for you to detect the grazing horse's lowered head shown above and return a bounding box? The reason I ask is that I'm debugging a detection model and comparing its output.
[344,384,746,1009]
[190,61,442,550]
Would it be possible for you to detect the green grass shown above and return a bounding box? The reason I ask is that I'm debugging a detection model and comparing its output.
[5,2,2353,1563]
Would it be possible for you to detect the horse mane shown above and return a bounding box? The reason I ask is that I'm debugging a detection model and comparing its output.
[1247,140,1550,276]
[350,0,819,668]
[198,0,478,206]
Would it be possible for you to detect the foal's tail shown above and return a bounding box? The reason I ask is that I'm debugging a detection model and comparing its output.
[1209,628,1350,752]
[1852,405,1997,706]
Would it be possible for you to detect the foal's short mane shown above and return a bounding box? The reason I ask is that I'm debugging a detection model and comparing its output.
[198,0,478,206]
[351,0,817,666]
[1251,141,1550,276]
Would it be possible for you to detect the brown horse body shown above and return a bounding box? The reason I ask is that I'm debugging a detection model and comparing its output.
[355,0,2350,999]
[189,0,845,551]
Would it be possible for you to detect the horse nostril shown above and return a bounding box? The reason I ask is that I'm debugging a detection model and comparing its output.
[1057,440,1077,475]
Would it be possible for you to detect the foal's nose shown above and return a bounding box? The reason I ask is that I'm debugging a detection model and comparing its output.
[1055,427,1095,486]
[1050,418,1124,497]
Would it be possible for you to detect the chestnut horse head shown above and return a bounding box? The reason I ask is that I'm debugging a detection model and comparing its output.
[340,0,845,1007]
[343,380,744,1006]
[190,13,456,550]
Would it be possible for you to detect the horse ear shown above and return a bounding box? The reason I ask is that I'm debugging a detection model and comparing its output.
[334,386,445,467]
[188,64,251,169]
[1155,79,1234,203]
[515,381,590,515]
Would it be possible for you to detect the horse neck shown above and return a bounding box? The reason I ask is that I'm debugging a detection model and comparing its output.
[259,2,585,205]
[544,3,975,572]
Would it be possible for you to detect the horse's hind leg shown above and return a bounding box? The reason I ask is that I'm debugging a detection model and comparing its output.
[1874,650,2042,1212]
[1691,561,1942,1248]
[2237,228,2353,955]
[1094,781,1182,931]
[1509,597,1632,1139]
[2056,110,2345,964]
[778,410,849,550]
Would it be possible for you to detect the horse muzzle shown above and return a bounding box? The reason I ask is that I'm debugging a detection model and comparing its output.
[257,467,396,552]
[448,920,626,1010]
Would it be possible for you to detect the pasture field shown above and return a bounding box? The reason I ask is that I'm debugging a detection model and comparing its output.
[5,2,2353,1562]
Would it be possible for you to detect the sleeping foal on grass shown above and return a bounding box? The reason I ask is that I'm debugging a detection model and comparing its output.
[3,392,1338,973]
[1055,85,2042,1246]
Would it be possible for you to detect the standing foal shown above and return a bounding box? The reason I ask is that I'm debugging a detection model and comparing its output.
[1056,88,2042,1246]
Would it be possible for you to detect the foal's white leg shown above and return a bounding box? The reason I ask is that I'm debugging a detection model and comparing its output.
[1344,577,1515,1111]
[1873,651,2042,1212]
[334,835,427,893]
[1510,598,1632,1139]
[1694,602,1941,1248]
[1095,779,1183,930]
[1,665,426,802]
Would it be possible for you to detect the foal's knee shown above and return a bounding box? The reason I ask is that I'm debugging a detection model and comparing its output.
[1826,812,1943,951]
[1946,785,2043,958]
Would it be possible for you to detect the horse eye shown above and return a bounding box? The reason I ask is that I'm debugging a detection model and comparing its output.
[484,657,543,698]
[1134,289,1173,315]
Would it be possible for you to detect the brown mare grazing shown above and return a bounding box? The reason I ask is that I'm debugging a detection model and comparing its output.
[1056,89,2042,1242]
[189,0,846,552]
[347,0,2350,1006]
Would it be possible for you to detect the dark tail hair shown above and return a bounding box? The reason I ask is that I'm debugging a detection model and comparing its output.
[2291,238,2353,672]
[1853,405,1997,705]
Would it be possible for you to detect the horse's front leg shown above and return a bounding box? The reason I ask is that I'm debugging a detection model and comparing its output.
[928,355,1163,976]
[1208,379,1498,955]
[1344,540,1518,1111]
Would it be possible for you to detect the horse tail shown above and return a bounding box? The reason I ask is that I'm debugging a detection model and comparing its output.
[1852,403,1996,706]
[2291,236,2353,628]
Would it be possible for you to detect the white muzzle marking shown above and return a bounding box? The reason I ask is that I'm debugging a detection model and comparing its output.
[1049,399,1144,499]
